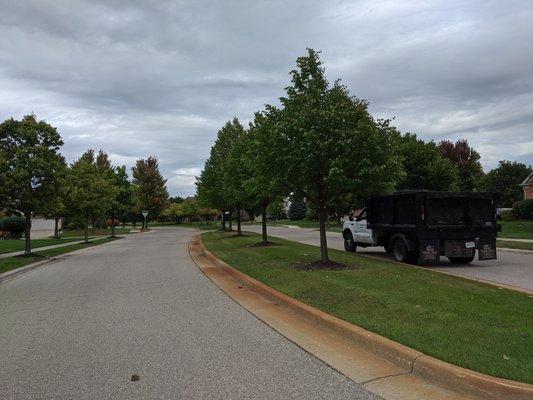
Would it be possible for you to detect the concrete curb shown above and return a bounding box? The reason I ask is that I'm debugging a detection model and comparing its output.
[190,235,533,400]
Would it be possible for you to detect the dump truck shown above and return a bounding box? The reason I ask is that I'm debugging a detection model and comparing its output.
[342,190,499,264]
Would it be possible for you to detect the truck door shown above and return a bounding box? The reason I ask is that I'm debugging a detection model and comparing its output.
[354,209,375,244]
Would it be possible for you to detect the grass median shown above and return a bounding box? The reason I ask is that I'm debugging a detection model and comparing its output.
[497,240,533,251]
[499,220,533,239]
[202,230,532,384]
[0,237,121,275]
[0,238,81,255]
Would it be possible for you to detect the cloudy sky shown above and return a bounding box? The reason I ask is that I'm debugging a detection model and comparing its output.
[1,0,532,195]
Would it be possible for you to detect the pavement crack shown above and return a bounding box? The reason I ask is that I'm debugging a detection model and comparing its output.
[360,371,407,385]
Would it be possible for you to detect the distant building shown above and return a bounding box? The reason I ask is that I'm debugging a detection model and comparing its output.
[31,217,62,239]
[520,172,533,200]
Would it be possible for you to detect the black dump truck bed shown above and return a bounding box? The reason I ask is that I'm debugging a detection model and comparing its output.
[366,190,499,262]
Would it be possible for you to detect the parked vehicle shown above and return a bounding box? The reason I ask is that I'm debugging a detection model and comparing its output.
[343,190,500,264]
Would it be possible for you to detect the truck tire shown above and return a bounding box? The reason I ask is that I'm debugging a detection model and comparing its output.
[344,232,357,253]
[448,255,475,264]
[392,238,419,265]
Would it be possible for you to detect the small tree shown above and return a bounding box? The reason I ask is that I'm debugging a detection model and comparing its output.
[0,115,65,255]
[277,49,402,262]
[132,156,169,228]
[288,201,307,220]
[66,157,115,243]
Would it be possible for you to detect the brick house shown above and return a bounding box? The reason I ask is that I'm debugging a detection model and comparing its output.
[520,172,533,200]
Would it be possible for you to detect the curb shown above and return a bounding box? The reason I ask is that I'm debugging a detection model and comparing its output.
[190,235,533,400]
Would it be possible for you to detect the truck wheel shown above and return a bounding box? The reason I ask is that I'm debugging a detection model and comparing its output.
[392,238,419,264]
[344,233,357,253]
[448,255,475,264]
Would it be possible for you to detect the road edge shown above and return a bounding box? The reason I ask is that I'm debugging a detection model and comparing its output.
[189,234,533,400]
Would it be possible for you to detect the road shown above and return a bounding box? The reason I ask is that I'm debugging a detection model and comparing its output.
[0,227,378,400]
[244,225,533,292]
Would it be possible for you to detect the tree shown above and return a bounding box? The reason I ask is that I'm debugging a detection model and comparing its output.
[438,139,484,190]
[132,156,169,228]
[41,163,69,239]
[180,199,200,223]
[0,115,65,255]
[277,49,402,262]
[196,119,244,231]
[163,203,183,223]
[245,108,288,244]
[221,118,251,236]
[288,201,307,220]
[66,155,115,243]
[396,133,459,191]
[109,165,134,237]
[480,161,532,207]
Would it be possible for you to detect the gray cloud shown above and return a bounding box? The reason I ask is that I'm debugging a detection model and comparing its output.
[1,0,532,195]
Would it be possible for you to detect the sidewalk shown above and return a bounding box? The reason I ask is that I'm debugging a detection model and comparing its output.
[0,237,101,259]
[497,237,533,243]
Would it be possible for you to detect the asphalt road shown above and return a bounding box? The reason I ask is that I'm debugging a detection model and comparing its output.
[0,227,379,400]
[244,225,533,292]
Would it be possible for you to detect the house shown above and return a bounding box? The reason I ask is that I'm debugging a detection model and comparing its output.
[31,217,62,239]
[520,172,533,200]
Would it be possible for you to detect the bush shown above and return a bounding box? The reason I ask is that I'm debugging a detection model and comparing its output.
[288,201,307,220]
[0,215,25,234]
[501,210,517,221]
[512,199,533,219]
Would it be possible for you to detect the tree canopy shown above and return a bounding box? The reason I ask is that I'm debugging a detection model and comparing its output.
[132,156,169,225]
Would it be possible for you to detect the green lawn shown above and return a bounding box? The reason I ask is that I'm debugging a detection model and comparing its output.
[156,221,218,230]
[497,240,533,251]
[0,238,80,255]
[60,227,133,238]
[498,220,533,239]
[0,237,120,275]
[202,231,532,384]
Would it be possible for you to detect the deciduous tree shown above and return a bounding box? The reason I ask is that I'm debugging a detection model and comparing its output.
[0,115,65,255]
[480,161,531,207]
[438,139,483,191]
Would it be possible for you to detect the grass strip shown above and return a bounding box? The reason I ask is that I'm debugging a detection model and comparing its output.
[0,237,120,275]
[497,240,533,251]
[202,230,532,384]
[0,238,81,255]
[498,220,533,239]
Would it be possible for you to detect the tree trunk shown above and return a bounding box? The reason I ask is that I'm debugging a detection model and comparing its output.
[261,204,268,244]
[236,207,242,236]
[54,216,60,239]
[84,217,89,244]
[24,212,32,256]
[318,205,329,262]
[110,211,116,238]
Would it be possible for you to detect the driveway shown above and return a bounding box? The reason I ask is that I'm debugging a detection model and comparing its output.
[244,225,533,292]
[0,227,378,400]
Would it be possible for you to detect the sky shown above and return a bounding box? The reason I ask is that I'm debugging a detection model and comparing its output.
[1,0,532,196]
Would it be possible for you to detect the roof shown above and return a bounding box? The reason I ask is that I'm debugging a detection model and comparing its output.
[520,171,533,187]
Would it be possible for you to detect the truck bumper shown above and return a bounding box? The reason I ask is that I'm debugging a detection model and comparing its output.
[419,238,497,262]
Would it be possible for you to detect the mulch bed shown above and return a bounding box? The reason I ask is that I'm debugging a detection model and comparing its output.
[293,260,357,271]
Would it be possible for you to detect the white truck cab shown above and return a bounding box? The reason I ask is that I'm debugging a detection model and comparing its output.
[342,208,377,252]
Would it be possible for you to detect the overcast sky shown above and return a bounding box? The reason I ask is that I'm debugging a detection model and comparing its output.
[1,0,532,196]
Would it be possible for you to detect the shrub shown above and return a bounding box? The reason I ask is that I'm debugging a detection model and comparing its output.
[512,199,533,219]
[288,201,307,220]
[501,210,516,221]
[0,215,25,234]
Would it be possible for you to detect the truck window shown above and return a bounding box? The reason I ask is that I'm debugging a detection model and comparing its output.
[427,198,465,226]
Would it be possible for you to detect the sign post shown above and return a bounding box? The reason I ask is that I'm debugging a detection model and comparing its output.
[142,210,149,230]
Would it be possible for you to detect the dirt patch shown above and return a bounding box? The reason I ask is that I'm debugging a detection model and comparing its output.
[293,260,357,271]
[250,241,278,248]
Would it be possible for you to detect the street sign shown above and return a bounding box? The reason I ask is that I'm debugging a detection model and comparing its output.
[142,211,149,218]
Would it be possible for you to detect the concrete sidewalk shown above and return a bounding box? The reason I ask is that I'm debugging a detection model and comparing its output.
[0,237,101,259]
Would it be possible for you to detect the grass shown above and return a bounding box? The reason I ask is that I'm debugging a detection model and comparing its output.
[0,237,120,275]
[202,231,533,384]
[0,238,81,255]
[156,221,218,230]
[497,240,533,251]
[498,220,533,239]
[60,227,133,238]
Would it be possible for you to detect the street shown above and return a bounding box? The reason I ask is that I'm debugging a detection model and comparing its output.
[0,228,378,400]
[243,225,533,292]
